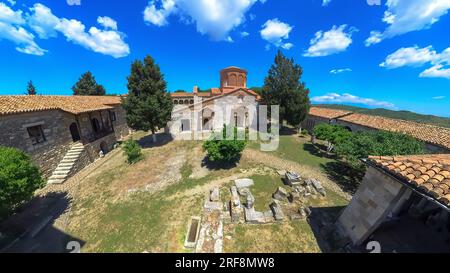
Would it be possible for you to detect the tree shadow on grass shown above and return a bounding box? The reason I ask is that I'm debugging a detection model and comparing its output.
[201,155,241,171]
[320,161,365,194]
[279,126,297,136]
[137,132,173,149]
[303,143,340,161]
[0,192,85,253]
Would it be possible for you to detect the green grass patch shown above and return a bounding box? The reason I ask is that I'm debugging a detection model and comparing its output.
[248,134,336,170]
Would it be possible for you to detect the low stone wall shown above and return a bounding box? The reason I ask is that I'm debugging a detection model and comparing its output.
[337,166,409,245]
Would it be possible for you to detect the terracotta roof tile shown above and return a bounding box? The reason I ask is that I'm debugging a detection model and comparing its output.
[338,112,450,150]
[0,95,122,115]
[310,107,450,150]
[368,154,450,207]
[309,107,353,119]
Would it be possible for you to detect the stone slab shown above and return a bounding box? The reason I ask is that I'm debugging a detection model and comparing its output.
[235,178,254,189]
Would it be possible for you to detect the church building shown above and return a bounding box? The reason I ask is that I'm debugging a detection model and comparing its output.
[167,67,262,139]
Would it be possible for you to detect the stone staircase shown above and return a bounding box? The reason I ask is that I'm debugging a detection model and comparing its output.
[47,142,85,184]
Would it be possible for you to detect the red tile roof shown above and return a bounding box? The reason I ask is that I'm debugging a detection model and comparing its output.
[368,154,450,207]
[339,113,450,150]
[309,107,353,119]
[309,107,450,150]
[0,95,122,115]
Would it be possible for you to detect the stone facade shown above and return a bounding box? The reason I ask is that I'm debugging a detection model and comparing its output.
[337,166,411,245]
[0,104,129,180]
[168,67,260,140]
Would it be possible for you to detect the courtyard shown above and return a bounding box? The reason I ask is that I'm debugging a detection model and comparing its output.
[0,129,351,253]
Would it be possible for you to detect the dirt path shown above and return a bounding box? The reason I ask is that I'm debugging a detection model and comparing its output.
[168,169,260,201]
[242,149,352,201]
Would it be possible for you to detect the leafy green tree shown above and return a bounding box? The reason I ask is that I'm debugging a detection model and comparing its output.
[203,125,247,163]
[72,71,106,96]
[313,124,352,155]
[0,146,45,219]
[26,80,37,95]
[335,130,424,167]
[122,55,173,142]
[122,139,143,164]
[261,50,310,132]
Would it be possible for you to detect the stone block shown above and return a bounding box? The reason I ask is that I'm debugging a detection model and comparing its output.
[270,201,285,221]
[235,178,254,189]
[210,187,220,202]
[246,191,255,209]
[273,187,289,201]
[311,179,326,196]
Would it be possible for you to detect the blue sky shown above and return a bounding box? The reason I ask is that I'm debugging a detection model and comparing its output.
[0,0,449,117]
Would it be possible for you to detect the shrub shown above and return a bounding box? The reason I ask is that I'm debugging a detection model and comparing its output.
[0,146,45,219]
[122,139,143,164]
[203,125,247,163]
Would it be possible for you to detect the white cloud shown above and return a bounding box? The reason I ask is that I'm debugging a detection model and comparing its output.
[260,18,293,49]
[311,93,396,108]
[28,3,60,39]
[0,3,45,56]
[322,0,331,6]
[6,0,16,6]
[97,16,118,30]
[281,43,293,50]
[330,68,352,74]
[143,0,265,41]
[143,0,176,27]
[67,0,81,6]
[56,18,129,58]
[240,31,249,37]
[365,0,450,46]
[303,25,355,57]
[25,3,130,58]
[0,2,24,24]
[432,96,446,100]
[380,46,438,69]
[420,65,450,79]
[380,45,450,80]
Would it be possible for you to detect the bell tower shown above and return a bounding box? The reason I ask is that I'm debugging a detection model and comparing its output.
[220,67,247,92]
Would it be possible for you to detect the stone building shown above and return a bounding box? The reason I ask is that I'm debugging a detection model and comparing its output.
[167,67,261,140]
[337,154,450,252]
[0,95,130,183]
[303,107,450,153]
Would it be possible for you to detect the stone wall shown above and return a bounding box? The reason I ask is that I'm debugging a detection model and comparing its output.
[111,105,130,140]
[337,166,410,245]
[0,110,76,178]
[68,133,118,178]
[302,115,330,132]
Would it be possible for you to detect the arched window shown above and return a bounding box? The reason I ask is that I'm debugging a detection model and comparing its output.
[229,74,237,86]
[238,75,244,86]
[91,118,100,133]
[174,100,179,104]
[184,99,189,104]
[190,99,194,104]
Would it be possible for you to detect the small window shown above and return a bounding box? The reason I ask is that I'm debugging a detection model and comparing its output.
[27,125,46,145]
[110,111,117,122]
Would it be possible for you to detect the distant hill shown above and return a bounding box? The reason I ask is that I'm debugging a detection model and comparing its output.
[314,104,450,128]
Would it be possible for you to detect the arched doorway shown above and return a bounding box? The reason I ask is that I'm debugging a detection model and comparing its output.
[69,122,81,142]
[91,118,100,133]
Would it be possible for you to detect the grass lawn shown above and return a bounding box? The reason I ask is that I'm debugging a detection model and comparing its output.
[247,133,336,170]
[39,130,350,253]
